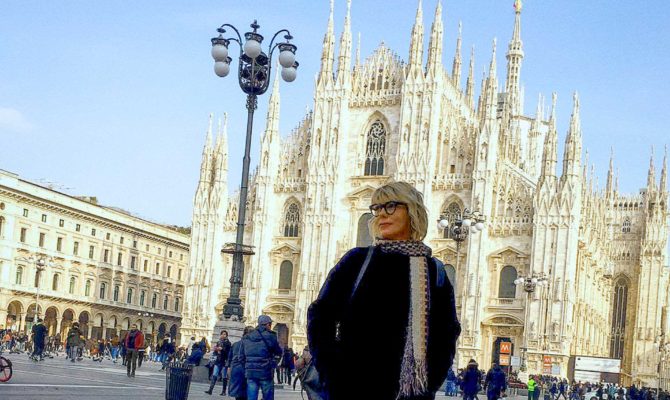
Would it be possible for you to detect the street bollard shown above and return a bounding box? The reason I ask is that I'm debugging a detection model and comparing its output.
[165,360,193,400]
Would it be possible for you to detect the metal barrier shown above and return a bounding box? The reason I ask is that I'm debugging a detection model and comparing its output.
[165,361,193,400]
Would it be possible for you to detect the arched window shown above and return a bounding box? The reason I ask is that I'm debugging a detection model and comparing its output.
[15,266,23,285]
[34,269,41,288]
[99,282,106,299]
[113,285,120,301]
[622,218,631,233]
[52,274,60,291]
[174,297,180,312]
[69,277,76,294]
[445,264,456,291]
[85,280,92,296]
[283,203,300,237]
[498,266,517,298]
[364,120,386,176]
[279,261,293,290]
[356,213,374,247]
[127,288,133,304]
[152,293,158,308]
[140,290,146,306]
[163,295,169,310]
[442,202,462,239]
[610,277,629,359]
[0,217,4,237]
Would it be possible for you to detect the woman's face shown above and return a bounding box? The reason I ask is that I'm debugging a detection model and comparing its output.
[375,201,412,240]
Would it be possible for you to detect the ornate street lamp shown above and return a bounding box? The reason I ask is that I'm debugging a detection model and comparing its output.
[210,20,298,320]
[19,255,55,321]
[515,272,548,372]
[437,208,486,281]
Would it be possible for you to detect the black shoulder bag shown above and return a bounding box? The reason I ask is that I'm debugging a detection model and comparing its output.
[298,246,375,400]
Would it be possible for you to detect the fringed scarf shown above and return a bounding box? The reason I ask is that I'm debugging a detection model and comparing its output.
[375,239,432,399]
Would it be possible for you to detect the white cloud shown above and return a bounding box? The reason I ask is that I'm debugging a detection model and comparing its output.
[0,107,33,133]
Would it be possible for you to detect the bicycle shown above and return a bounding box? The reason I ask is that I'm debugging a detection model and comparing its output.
[0,351,13,382]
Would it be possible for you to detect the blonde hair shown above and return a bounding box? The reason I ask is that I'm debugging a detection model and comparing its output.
[369,181,429,241]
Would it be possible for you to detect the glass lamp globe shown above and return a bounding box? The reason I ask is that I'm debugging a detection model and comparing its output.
[244,39,262,59]
[278,44,297,68]
[531,278,538,284]
[214,61,230,77]
[470,226,478,234]
[462,218,472,227]
[475,221,485,231]
[438,219,450,229]
[281,66,297,82]
[211,43,228,62]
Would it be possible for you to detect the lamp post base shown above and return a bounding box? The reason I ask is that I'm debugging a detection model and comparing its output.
[211,314,247,344]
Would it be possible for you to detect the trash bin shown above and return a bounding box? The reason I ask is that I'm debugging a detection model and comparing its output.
[165,361,193,400]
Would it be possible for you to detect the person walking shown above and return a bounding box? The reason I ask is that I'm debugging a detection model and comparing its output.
[307,182,461,400]
[281,347,295,386]
[228,326,253,400]
[485,363,507,400]
[528,376,537,400]
[462,360,483,400]
[31,318,48,361]
[241,315,282,400]
[159,334,176,371]
[205,330,232,396]
[137,337,147,368]
[124,324,144,377]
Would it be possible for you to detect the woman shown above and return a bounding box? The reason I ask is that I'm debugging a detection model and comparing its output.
[66,322,83,362]
[462,360,482,400]
[308,181,461,400]
[228,326,254,400]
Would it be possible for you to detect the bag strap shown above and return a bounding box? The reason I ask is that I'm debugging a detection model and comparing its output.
[349,246,375,303]
[256,329,274,356]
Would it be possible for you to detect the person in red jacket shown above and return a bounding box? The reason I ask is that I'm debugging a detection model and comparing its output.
[124,324,145,377]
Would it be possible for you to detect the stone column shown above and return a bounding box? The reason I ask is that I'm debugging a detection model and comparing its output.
[87,324,93,339]
[56,317,62,338]
[19,313,26,332]
[0,309,8,329]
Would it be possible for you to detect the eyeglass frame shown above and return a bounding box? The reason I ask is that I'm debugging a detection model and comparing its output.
[369,201,408,217]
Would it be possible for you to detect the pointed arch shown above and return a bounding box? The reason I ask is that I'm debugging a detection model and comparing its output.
[498,266,518,298]
[363,112,390,176]
[282,198,301,237]
[440,197,464,239]
[610,275,630,359]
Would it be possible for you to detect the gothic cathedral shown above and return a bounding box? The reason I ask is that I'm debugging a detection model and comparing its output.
[181,0,669,385]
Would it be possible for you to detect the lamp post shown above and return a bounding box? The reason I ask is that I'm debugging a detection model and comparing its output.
[514,273,548,372]
[437,208,486,368]
[19,255,55,322]
[210,20,298,321]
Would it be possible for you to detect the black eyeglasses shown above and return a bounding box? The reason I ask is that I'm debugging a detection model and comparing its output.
[369,201,407,216]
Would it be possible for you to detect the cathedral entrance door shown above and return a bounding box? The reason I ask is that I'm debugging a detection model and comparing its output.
[273,323,289,349]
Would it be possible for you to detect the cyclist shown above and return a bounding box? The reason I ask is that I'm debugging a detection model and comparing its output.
[31,319,47,361]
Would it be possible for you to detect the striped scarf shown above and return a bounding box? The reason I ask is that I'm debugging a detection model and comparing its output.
[375,240,432,399]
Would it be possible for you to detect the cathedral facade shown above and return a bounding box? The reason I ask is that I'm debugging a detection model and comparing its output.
[181,1,670,386]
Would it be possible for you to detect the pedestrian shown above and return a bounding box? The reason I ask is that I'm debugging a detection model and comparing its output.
[186,336,196,356]
[241,315,282,400]
[31,318,48,361]
[485,363,507,400]
[228,326,253,400]
[528,376,537,400]
[462,359,482,400]
[138,336,147,368]
[159,334,176,371]
[446,368,458,396]
[281,347,295,386]
[307,181,461,400]
[205,330,232,396]
[124,323,144,377]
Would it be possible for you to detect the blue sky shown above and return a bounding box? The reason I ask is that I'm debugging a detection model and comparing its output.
[1,1,669,226]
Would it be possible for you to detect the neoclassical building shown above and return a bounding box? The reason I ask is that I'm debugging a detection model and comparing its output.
[0,169,189,345]
[181,1,669,386]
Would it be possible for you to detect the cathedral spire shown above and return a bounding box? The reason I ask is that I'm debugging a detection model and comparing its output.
[465,45,475,108]
[199,114,214,185]
[452,21,463,87]
[318,0,336,85]
[647,146,656,191]
[408,0,424,72]
[265,66,281,134]
[606,147,615,197]
[336,0,353,85]
[505,0,524,115]
[426,0,443,77]
[355,32,361,68]
[214,113,228,182]
[489,38,497,81]
[661,145,668,192]
[561,92,582,179]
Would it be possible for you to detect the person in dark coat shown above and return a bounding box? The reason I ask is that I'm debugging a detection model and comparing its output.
[205,330,232,396]
[241,315,282,400]
[462,360,483,400]
[159,334,176,371]
[281,347,295,386]
[485,364,507,400]
[66,322,83,362]
[228,326,254,400]
[31,318,48,361]
[307,182,461,400]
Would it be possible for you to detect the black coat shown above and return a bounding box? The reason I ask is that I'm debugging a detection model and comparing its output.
[307,247,461,400]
